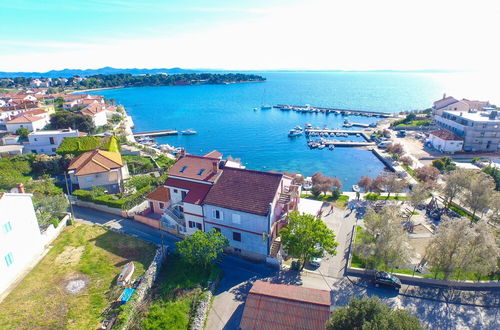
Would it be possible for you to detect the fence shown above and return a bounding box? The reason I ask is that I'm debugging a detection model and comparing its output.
[40,213,70,247]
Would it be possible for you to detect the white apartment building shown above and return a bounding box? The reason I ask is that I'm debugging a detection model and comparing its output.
[0,192,44,297]
[27,128,81,155]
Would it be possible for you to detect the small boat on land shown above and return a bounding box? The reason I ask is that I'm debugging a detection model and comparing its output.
[352,185,360,192]
[288,129,303,137]
[181,129,197,135]
[117,262,135,286]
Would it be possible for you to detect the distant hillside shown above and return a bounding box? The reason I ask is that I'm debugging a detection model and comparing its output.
[0,66,199,78]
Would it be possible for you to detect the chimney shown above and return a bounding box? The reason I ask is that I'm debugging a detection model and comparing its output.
[17,183,25,193]
[212,161,219,172]
[443,93,446,99]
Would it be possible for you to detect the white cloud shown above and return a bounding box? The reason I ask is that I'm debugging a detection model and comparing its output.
[1,0,499,71]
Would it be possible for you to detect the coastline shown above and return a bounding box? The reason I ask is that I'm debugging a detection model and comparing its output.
[69,86,124,94]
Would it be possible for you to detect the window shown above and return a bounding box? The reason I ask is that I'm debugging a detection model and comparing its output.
[181,191,187,200]
[49,137,55,144]
[213,227,221,233]
[188,221,195,228]
[213,209,222,220]
[197,169,205,176]
[2,221,12,233]
[232,214,241,224]
[233,232,241,242]
[159,202,165,209]
[173,189,178,193]
[34,138,38,141]
[179,166,188,173]
[4,252,14,267]
[149,201,154,210]
[196,222,202,230]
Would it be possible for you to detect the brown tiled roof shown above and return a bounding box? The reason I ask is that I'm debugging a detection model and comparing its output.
[430,129,463,141]
[23,108,47,116]
[168,155,222,183]
[203,150,222,158]
[204,168,282,216]
[164,177,212,205]
[80,102,105,116]
[7,114,45,123]
[68,149,123,176]
[434,96,458,110]
[240,280,331,330]
[146,186,170,202]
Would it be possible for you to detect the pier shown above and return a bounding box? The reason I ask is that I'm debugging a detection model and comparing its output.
[305,129,371,141]
[275,104,393,117]
[133,129,178,137]
[322,140,375,147]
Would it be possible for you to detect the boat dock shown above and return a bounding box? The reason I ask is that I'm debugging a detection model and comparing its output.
[275,104,392,117]
[349,122,370,128]
[305,129,371,140]
[133,130,178,137]
[322,140,376,147]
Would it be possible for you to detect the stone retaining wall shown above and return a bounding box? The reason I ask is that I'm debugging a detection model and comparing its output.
[191,277,220,330]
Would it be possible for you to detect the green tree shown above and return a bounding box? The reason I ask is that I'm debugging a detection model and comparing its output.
[33,195,68,227]
[16,127,30,139]
[176,230,229,269]
[326,296,424,330]
[442,169,469,208]
[460,171,495,220]
[50,111,95,133]
[432,157,456,172]
[356,206,413,270]
[408,183,428,220]
[280,211,338,270]
[482,165,500,191]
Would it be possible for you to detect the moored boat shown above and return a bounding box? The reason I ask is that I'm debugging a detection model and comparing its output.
[117,262,135,286]
[181,129,197,135]
[288,129,303,137]
[352,185,360,192]
[261,105,272,110]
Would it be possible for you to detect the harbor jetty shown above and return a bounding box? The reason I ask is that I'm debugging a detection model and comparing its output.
[133,129,178,137]
[305,129,371,141]
[275,104,392,117]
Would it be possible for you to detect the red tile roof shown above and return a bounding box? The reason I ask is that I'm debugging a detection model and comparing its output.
[168,155,222,183]
[429,129,463,141]
[146,186,170,202]
[7,114,45,123]
[164,177,212,205]
[240,280,331,330]
[204,168,282,216]
[80,102,105,116]
[433,96,458,110]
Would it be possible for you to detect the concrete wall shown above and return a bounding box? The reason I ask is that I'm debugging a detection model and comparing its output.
[27,130,79,155]
[183,203,204,235]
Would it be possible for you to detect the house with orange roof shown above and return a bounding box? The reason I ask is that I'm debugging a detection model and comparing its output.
[67,149,129,193]
[79,102,108,127]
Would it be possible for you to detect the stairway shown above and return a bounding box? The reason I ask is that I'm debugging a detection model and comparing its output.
[270,237,281,258]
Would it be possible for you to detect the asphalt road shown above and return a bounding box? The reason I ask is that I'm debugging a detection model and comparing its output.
[73,206,500,330]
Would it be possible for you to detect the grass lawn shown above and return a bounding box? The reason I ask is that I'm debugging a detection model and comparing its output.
[396,120,431,127]
[136,255,220,330]
[123,155,156,174]
[300,193,350,209]
[0,223,156,330]
[449,205,478,222]
[401,164,418,180]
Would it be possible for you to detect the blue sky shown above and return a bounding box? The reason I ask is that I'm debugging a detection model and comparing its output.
[1,0,499,72]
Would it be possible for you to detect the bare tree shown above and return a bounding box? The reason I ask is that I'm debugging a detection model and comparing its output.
[442,169,470,208]
[488,191,500,225]
[408,184,428,220]
[400,155,413,167]
[358,176,373,192]
[415,165,440,183]
[372,173,406,198]
[312,172,341,196]
[356,206,413,270]
[461,171,495,220]
[425,217,470,280]
[387,143,404,156]
[426,217,498,280]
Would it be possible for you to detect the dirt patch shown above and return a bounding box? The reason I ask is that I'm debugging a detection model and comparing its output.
[64,276,90,295]
[412,223,433,235]
[55,246,84,267]
[409,237,432,261]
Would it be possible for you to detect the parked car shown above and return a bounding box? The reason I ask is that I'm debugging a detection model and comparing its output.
[373,271,401,290]
[309,257,322,267]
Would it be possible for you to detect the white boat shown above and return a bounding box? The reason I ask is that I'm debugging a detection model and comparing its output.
[305,123,312,129]
[261,105,272,110]
[117,262,135,286]
[318,144,326,149]
[181,129,197,135]
[356,133,360,137]
[288,129,303,137]
[294,125,303,130]
[253,107,258,111]
[329,145,335,150]
[352,185,360,192]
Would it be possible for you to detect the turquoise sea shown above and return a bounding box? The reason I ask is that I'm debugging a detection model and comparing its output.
[88,71,494,187]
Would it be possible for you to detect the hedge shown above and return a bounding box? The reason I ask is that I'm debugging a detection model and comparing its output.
[56,136,104,156]
[73,185,153,210]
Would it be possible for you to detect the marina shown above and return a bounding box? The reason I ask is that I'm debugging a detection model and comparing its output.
[274,104,393,117]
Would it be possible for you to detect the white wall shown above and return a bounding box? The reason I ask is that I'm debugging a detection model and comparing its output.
[429,135,463,153]
[6,119,47,133]
[27,130,80,155]
[0,194,44,296]
[92,111,108,127]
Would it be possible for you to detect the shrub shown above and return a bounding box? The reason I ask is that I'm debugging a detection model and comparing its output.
[364,192,380,201]
[56,136,104,156]
[16,127,30,139]
[311,185,321,198]
[50,217,60,228]
[331,187,342,200]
